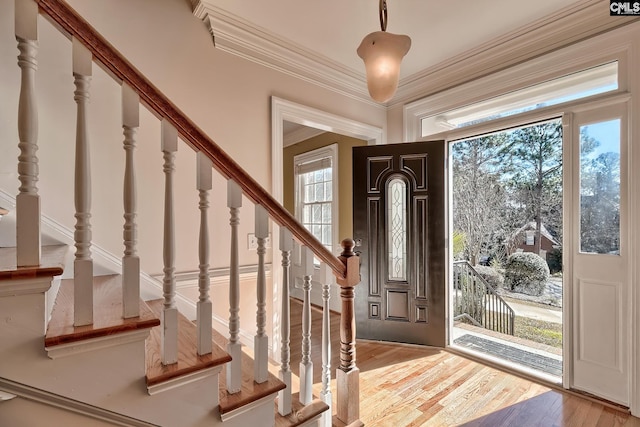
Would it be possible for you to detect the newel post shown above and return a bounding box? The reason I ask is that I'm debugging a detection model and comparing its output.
[335,238,361,425]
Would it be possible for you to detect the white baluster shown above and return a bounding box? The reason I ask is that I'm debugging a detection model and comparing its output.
[72,38,93,327]
[15,0,40,267]
[254,205,269,383]
[299,246,314,405]
[226,180,242,393]
[319,263,333,427]
[278,227,293,416]
[161,120,178,365]
[122,83,139,319]
[197,153,212,355]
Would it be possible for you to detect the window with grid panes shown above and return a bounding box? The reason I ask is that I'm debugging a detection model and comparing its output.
[294,145,337,254]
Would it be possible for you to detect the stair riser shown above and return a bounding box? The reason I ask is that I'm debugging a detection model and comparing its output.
[0,287,226,426]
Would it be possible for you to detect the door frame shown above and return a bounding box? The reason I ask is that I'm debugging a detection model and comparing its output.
[270,96,383,363]
[403,23,640,411]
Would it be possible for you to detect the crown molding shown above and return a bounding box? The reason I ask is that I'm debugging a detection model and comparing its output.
[391,0,639,106]
[192,1,380,107]
[192,0,638,108]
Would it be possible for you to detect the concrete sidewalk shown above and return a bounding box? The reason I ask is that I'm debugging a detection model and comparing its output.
[507,299,562,324]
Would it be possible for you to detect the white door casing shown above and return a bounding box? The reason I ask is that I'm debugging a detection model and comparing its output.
[569,100,630,405]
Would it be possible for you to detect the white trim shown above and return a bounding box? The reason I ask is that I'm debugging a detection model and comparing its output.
[270,96,383,362]
[404,23,638,142]
[393,1,637,106]
[192,0,636,105]
[191,1,377,105]
[0,188,125,279]
[562,112,575,391]
[0,391,17,401]
[0,378,156,427]
[146,366,222,396]
[430,22,640,409]
[219,393,276,422]
[152,264,270,290]
[0,276,53,297]
[45,328,151,359]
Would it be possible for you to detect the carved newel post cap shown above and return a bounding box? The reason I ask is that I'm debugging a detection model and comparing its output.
[340,238,356,258]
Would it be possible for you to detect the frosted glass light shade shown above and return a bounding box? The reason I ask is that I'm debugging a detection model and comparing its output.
[357,30,411,103]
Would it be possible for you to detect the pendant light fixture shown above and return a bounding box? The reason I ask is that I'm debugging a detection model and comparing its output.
[357,0,411,103]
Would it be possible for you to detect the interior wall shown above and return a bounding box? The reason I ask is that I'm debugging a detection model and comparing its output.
[283,132,367,244]
[386,104,405,144]
[0,0,386,277]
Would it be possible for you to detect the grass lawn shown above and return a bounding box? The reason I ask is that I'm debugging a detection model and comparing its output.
[514,316,562,348]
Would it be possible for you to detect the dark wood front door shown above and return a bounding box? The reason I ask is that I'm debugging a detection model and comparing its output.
[353,141,446,346]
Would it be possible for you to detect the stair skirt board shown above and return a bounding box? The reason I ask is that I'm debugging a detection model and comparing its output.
[0,377,156,427]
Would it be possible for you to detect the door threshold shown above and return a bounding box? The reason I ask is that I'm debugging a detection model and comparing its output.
[447,343,562,386]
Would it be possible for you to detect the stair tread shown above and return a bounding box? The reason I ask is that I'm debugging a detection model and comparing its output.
[0,245,68,280]
[44,275,160,347]
[211,328,286,415]
[274,394,330,427]
[145,299,232,387]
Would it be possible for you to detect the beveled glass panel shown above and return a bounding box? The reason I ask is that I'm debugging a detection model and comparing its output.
[579,119,620,254]
[387,178,407,281]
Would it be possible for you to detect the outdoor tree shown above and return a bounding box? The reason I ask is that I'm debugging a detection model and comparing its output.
[580,150,620,253]
[452,133,508,265]
[501,120,563,256]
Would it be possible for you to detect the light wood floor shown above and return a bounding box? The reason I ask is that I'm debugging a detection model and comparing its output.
[288,298,640,427]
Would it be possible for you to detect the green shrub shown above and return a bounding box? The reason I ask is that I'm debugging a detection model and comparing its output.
[473,265,504,290]
[546,248,562,274]
[504,252,549,296]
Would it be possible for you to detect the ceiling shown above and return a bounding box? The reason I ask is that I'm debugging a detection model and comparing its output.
[196,0,578,83]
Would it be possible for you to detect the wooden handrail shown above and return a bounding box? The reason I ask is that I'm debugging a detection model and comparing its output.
[35,0,346,278]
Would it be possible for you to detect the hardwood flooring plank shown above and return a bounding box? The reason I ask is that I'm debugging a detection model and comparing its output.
[287,297,639,426]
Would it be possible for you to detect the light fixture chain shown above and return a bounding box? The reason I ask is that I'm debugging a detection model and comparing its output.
[379,0,388,32]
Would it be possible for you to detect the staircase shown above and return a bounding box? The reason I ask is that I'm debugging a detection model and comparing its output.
[0,0,362,426]
[452,261,515,336]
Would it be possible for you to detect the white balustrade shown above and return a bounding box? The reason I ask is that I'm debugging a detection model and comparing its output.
[299,245,314,405]
[197,153,213,355]
[121,83,139,319]
[15,0,40,267]
[319,263,333,427]
[72,38,94,327]
[161,119,178,365]
[254,205,269,383]
[278,227,293,416]
[226,180,242,393]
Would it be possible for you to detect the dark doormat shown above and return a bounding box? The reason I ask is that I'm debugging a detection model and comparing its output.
[454,334,562,377]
